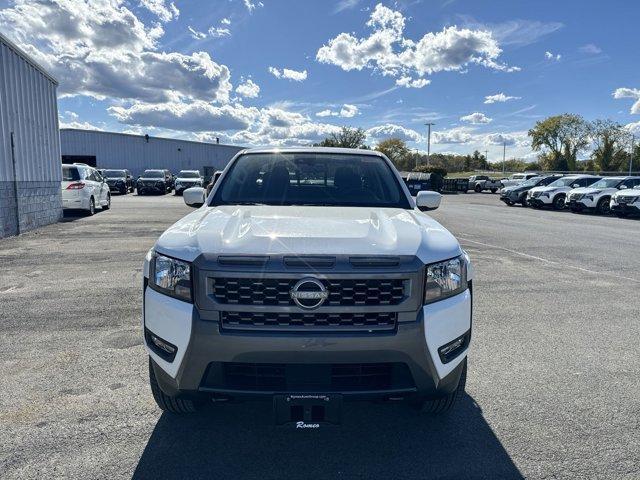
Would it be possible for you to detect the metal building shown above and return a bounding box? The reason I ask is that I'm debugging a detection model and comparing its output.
[0,31,62,239]
[60,129,244,179]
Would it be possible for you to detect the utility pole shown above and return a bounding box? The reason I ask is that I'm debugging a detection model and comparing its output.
[484,149,489,168]
[631,135,635,175]
[425,122,435,166]
[502,141,507,175]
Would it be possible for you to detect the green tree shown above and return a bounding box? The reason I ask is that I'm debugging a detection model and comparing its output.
[316,127,368,149]
[590,119,631,172]
[375,138,412,170]
[529,114,590,171]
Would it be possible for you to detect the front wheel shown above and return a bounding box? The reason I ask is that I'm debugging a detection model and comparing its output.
[596,198,611,215]
[491,188,497,194]
[552,195,566,210]
[414,359,467,414]
[103,194,111,210]
[474,185,482,193]
[504,199,514,206]
[149,358,201,414]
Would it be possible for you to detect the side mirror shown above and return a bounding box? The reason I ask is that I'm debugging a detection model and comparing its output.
[183,187,206,208]
[619,185,628,190]
[416,190,442,211]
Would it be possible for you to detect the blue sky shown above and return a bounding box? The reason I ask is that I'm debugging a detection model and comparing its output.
[1,0,638,161]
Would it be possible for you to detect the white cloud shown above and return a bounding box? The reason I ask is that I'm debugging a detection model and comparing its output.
[140,0,179,23]
[268,66,308,81]
[235,78,260,98]
[220,18,231,25]
[340,104,359,118]
[580,43,602,55]
[316,3,517,82]
[484,92,521,104]
[109,101,260,132]
[613,87,640,114]
[333,0,360,14]
[460,112,492,124]
[60,120,103,130]
[366,124,423,143]
[0,1,232,103]
[188,26,207,40]
[432,127,473,144]
[545,51,561,61]
[483,132,528,147]
[624,121,640,136]
[314,104,359,118]
[395,76,430,88]
[458,17,564,47]
[208,27,231,38]
[243,0,264,13]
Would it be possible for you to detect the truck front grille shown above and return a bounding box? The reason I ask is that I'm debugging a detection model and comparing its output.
[220,311,397,332]
[211,277,406,307]
[200,362,415,393]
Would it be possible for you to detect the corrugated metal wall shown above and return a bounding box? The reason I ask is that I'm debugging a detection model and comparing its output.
[60,129,244,176]
[0,33,61,183]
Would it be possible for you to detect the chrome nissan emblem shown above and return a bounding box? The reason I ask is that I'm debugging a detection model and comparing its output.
[290,278,329,309]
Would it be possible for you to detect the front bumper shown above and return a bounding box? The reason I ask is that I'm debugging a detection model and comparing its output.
[143,285,472,401]
[138,183,166,192]
[611,202,640,215]
[108,182,126,192]
[175,183,201,193]
[528,197,550,207]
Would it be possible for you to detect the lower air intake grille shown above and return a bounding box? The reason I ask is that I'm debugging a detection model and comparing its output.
[202,362,415,392]
[220,311,397,332]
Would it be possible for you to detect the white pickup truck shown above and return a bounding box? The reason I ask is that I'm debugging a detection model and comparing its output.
[142,147,473,425]
[468,175,502,193]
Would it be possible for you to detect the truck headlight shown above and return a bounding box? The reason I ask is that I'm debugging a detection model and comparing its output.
[424,256,467,304]
[150,252,192,302]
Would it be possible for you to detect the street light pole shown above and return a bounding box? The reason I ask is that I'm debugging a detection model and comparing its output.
[425,122,435,167]
[502,141,506,175]
[631,135,635,175]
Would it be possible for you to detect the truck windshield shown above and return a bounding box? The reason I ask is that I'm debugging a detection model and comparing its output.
[211,152,411,208]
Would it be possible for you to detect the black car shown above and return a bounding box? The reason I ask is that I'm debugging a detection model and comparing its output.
[500,174,563,207]
[137,169,172,195]
[103,169,134,194]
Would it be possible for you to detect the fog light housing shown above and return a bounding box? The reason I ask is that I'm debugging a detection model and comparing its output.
[145,328,177,362]
[438,330,470,364]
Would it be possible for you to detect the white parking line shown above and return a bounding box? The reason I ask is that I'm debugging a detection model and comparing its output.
[459,237,640,284]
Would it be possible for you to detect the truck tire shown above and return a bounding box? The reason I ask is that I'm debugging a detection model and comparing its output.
[149,358,200,414]
[416,359,467,415]
[474,185,482,193]
[490,188,497,194]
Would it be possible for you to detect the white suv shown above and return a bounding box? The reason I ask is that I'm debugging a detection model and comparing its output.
[142,148,473,423]
[527,175,601,210]
[61,164,111,215]
[611,184,640,217]
[567,176,640,214]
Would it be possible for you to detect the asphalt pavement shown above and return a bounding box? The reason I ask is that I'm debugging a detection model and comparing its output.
[0,192,638,479]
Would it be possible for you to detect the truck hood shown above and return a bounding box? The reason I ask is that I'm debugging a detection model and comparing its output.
[569,187,612,195]
[530,185,569,194]
[154,205,462,264]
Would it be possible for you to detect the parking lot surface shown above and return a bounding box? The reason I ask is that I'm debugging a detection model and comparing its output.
[1,193,639,479]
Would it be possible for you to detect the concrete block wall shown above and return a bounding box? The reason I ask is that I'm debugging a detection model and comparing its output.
[0,181,62,238]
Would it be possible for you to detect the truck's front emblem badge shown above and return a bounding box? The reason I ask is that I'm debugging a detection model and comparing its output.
[290,278,329,309]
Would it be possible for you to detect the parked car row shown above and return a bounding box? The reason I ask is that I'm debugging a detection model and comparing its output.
[499,173,640,217]
[62,164,210,214]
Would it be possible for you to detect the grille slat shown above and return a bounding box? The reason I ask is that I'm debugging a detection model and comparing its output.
[211,277,406,307]
[221,311,397,332]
